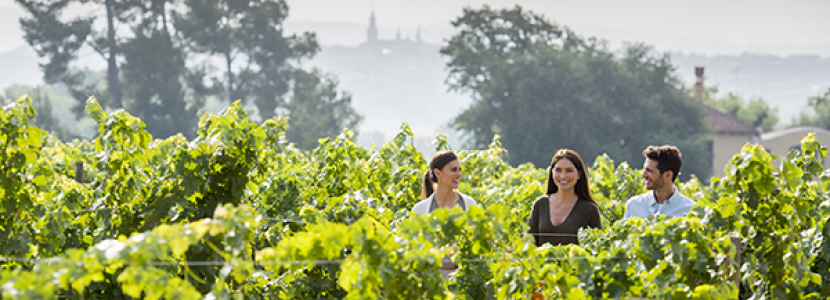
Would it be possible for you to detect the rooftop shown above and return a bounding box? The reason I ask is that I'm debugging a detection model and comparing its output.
[760,124,830,141]
[707,106,759,135]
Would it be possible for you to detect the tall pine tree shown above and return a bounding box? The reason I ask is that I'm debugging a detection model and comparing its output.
[119,0,203,138]
[174,0,319,120]
[17,0,133,112]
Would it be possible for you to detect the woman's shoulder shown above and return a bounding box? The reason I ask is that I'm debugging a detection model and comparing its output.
[411,197,433,214]
[457,191,479,207]
[532,195,549,207]
[577,197,600,210]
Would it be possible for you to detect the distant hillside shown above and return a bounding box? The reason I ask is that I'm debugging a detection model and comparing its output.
[284,20,454,48]
[302,41,469,144]
[305,44,830,142]
[0,46,41,88]
[4,42,829,145]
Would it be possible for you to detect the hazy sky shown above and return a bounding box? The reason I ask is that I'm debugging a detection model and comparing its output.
[284,0,830,56]
[2,0,829,56]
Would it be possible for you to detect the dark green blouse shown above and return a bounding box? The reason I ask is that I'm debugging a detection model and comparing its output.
[527,196,602,246]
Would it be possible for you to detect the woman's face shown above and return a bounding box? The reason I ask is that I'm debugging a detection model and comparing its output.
[434,159,462,189]
[552,158,580,191]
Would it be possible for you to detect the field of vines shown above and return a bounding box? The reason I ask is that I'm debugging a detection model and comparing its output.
[0,95,829,299]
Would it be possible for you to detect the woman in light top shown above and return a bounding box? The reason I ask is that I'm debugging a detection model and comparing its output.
[411,150,478,278]
[412,150,478,214]
[527,149,602,246]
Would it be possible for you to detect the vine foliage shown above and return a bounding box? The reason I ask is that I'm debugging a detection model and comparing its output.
[0,95,828,299]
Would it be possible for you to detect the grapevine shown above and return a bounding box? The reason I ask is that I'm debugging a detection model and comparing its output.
[0,95,827,299]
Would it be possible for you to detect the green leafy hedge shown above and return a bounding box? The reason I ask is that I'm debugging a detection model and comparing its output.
[0,95,828,299]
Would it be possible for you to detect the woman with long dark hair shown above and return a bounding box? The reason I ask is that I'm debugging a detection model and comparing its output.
[527,149,602,246]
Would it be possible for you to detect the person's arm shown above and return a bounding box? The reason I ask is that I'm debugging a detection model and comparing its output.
[622,200,632,219]
[527,199,540,246]
[590,203,603,229]
[411,199,428,215]
[464,195,479,207]
[675,197,695,217]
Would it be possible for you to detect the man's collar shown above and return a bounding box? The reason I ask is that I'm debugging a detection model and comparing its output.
[650,186,677,205]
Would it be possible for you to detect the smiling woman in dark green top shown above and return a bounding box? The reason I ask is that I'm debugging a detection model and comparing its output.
[527,149,602,246]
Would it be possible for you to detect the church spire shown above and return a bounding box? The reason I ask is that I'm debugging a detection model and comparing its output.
[366,9,378,43]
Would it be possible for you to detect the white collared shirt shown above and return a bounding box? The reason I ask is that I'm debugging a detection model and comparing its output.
[411,191,478,215]
[623,187,695,219]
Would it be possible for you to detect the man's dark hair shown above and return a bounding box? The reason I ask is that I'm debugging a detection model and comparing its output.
[642,145,682,182]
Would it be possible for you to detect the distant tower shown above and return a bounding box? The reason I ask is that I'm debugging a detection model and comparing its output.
[416,27,422,43]
[396,27,401,40]
[695,67,704,100]
[367,10,378,43]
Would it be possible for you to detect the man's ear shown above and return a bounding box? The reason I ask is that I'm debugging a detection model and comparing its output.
[663,170,674,182]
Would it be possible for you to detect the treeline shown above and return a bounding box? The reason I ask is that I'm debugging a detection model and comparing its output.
[11,0,361,149]
[672,52,830,122]
[439,6,830,178]
[440,6,710,177]
[9,2,830,174]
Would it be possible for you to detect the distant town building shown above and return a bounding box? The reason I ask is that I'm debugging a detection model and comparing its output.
[367,10,378,43]
[759,125,830,165]
[697,67,830,177]
[705,104,760,177]
[362,11,424,48]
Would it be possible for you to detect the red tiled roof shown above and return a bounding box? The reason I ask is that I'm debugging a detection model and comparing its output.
[706,106,759,135]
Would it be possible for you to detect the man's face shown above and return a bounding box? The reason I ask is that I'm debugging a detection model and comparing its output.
[642,158,666,190]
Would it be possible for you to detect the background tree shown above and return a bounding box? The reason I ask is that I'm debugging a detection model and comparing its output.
[17,0,201,138]
[119,0,204,138]
[284,69,363,150]
[795,87,830,129]
[694,85,779,132]
[441,5,711,180]
[174,0,319,120]
[17,0,135,112]
[1,85,75,140]
[18,0,358,141]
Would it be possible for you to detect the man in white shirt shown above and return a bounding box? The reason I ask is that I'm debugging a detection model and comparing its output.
[623,145,695,219]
